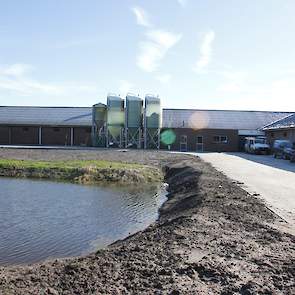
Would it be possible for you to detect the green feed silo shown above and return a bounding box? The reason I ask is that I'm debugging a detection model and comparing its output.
[92,103,107,147]
[125,94,143,148]
[144,95,161,149]
[106,94,125,148]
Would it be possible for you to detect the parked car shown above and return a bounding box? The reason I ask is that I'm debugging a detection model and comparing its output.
[273,140,295,159]
[244,137,270,154]
[283,142,295,160]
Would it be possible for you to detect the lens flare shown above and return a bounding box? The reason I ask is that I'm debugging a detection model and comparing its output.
[161,129,176,145]
[188,112,210,130]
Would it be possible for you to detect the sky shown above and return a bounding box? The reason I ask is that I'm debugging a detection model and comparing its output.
[0,0,295,111]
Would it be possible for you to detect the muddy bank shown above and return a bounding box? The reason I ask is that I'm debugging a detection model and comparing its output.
[0,149,294,294]
[0,159,162,184]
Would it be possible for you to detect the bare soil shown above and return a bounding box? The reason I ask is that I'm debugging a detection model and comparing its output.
[0,148,294,295]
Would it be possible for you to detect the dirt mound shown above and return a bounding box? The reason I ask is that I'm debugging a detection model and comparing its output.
[0,150,294,294]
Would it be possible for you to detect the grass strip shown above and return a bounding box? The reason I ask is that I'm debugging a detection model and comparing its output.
[0,159,162,184]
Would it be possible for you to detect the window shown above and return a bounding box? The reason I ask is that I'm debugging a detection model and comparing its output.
[220,136,228,143]
[213,135,228,144]
[213,136,220,143]
[180,135,187,144]
[255,138,266,144]
[53,127,60,132]
[22,127,29,132]
[180,135,187,152]
[197,136,203,144]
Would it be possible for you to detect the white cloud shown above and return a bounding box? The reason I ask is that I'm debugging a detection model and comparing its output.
[119,80,134,96]
[146,30,182,48]
[177,0,187,7]
[131,6,152,28]
[132,7,181,75]
[0,77,61,96]
[194,30,215,72]
[0,63,33,77]
[156,74,171,84]
[0,63,97,97]
[137,30,182,72]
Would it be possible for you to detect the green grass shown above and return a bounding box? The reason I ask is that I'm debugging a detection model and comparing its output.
[0,159,143,170]
[0,159,162,184]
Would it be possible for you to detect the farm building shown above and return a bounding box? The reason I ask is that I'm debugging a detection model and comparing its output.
[263,113,295,146]
[0,101,291,152]
[0,107,92,147]
[161,109,291,152]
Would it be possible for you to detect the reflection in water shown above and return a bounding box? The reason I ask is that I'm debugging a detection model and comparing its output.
[0,177,166,266]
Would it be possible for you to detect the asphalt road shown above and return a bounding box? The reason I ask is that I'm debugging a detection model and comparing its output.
[197,152,295,228]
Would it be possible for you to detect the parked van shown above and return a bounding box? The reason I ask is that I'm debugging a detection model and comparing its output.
[244,137,270,154]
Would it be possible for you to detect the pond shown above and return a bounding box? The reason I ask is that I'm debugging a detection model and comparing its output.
[0,177,166,266]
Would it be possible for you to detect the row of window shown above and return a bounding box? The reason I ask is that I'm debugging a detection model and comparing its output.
[180,135,228,144]
[213,135,228,143]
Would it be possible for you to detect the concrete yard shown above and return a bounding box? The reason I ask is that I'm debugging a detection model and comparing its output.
[197,152,295,228]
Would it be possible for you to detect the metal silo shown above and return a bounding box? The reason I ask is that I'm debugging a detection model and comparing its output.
[92,103,107,147]
[106,94,125,148]
[125,93,143,148]
[144,95,161,149]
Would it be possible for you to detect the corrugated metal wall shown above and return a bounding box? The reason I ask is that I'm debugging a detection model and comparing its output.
[0,126,9,144]
[11,126,39,145]
[73,127,92,146]
[42,127,71,146]
[0,125,92,146]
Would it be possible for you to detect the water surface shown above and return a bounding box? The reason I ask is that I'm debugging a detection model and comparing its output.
[0,177,166,266]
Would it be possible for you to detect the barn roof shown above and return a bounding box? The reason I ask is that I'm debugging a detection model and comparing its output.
[163,109,291,130]
[0,106,292,130]
[262,113,295,130]
[0,106,92,127]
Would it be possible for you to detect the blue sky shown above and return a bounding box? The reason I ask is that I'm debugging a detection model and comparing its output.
[0,0,295,111]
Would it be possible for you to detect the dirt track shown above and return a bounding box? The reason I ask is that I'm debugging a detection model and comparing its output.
[0,148,294,294]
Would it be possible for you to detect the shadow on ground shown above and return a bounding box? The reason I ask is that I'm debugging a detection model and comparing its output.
[226,152,295,173]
